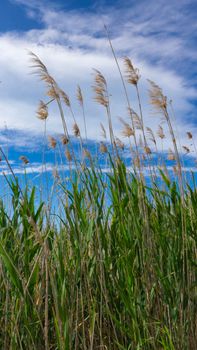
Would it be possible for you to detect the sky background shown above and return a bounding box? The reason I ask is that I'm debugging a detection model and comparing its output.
[0,0,196,179]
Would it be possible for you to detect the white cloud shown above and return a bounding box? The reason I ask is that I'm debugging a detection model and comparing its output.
[0,0,196,152]
[1,160,196,178]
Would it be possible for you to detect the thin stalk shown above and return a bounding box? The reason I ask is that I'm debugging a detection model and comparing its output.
[104,25,139,157]
[44,243,49,350]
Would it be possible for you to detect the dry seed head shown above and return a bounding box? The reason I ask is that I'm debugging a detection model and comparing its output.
[186,132,193,139]
[146,127,156,145]
[100,142,108,153]
[48,136,57,149]
[124,57,140,85]
[47,87,59,99]
[115,137,124,150]
[168,149,176,161]
[93,88,108,107]
[37,100,48,120]
[19,155,29,165]
[65,149,72,161]
[128,108,142,130]
[59,89,70,107]
[94,69,107,86]
[73,123,80,137]
[83,148,91,159]
[122,125,134,137]
[119,117,134,137]
[144,146,152,155]
[42,75,55,85]
[60,135,69,145]
[148,79,167,112]
[93,69,109,107]
[182,146,190,154]
[29,52,55,86]
[77,85,83,106]
[157,125,165,139]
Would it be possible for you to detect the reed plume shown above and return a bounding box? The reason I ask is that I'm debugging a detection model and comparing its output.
[93,69,115,148]
[99,142,108,153]
[124,57,140,86]
[157,125,165,139]
[73,123,80,137]
[60,135,69,145]
[48,136,57,149]
[19,156,29,165]
[93,69,109,108]
[37,100,48,120]
[120,120,134,138]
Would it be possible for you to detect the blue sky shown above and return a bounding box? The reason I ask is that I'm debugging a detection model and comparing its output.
[0,0,196,179]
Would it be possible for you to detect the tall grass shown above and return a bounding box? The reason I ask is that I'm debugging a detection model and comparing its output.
[0,46,196,350]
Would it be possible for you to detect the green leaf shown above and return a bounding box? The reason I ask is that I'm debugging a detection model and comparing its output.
[0,240,24,296]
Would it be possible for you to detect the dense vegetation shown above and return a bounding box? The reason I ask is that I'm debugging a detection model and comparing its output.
[0,47,196,349]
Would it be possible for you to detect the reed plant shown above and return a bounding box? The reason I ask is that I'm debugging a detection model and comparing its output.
[0,43,196,350]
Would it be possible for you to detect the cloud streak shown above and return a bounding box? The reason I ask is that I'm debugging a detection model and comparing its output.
[0,0,196,152]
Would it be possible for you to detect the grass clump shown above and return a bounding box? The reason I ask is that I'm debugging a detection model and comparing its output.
[0,44,196,350]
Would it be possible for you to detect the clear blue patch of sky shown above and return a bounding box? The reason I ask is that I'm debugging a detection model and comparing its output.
[0,0,123,33]
[44,0,121,11]
[0,0,43,32]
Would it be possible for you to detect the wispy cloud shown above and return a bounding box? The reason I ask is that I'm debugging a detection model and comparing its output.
[0,0,196,151]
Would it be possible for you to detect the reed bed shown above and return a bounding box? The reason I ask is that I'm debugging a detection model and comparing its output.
[0,45,196,350]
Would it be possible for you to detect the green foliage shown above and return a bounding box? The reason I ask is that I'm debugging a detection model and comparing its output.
[0,158,196,350]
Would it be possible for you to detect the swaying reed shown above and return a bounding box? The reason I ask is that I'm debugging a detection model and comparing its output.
[0,42,196,350]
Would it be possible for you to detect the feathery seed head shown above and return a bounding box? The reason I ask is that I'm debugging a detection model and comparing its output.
[60,135,69,145]
[124,57,140,85]
[144,146,152,155]
[128,108,142,130]
[19,155,29,165]
[48,136,57,149]
[83,148,91,159]
[157,125,165,139]
[182,146,190,154]
[146,127,156,145]
[93,69,109,107]
[73,123,80,137]
[120,117,134,137]
[65,149,72,161]
[47,87,59,99]
[59,89,70,107]
[37,100,48,120]
[77,85,83,106]
[100,142,108,153]
[148,80,167,112]
[29,51,55,87]
[168,149,176,161]
[186,132,193,139]
[115,137,124,150]
[122,125,134,137]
